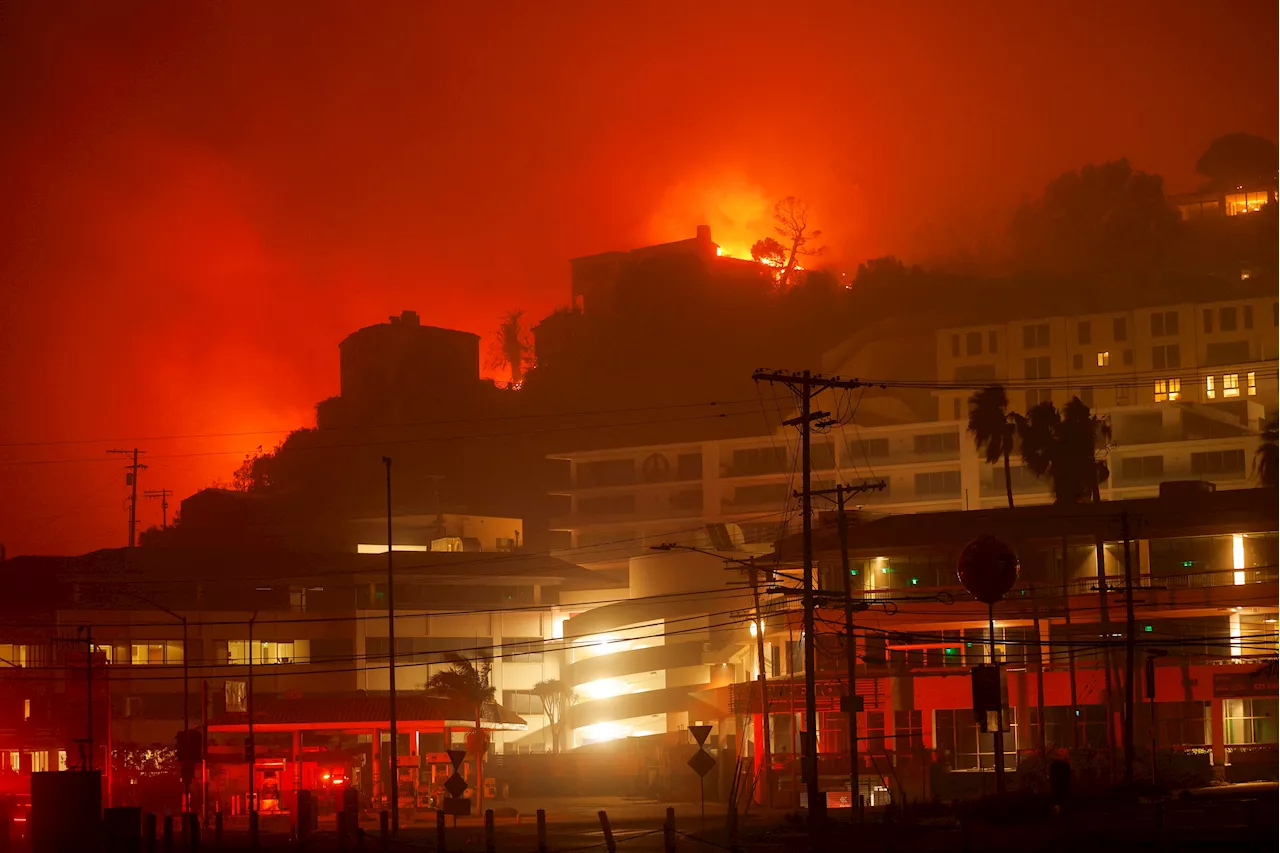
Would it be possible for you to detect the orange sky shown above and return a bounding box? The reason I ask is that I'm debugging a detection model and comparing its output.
[1,1,1276,555]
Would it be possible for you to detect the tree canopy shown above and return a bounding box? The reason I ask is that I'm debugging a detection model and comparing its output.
[1195,133,1278,193]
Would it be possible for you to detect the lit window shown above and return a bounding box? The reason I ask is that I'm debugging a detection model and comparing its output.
[130,642,182,665]
[1097,351,1110,367]
[1206,376,1215,399]
[1247,372,1256,396]
[1224,374,1240,398]
[1155,379,1181,403]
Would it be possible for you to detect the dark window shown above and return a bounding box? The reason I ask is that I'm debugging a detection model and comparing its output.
[1113,317,1127,341]
[1203,309,1213,333]
[578,494,636,517]
[811,442,836,470]
[912,432,960,455]
[1190,449,1246,477]
[1243,305,1253,329]
[952,398,961,419]
[1023,323,1050,348]
[730,482,790,506]
[895,709,924,751]
[1123,348,1134,366]
[1026,389,1052,409]
[1152,344,1180,369]
[1079,387,1093,408]
[1072,353,1083,370]
[1150,310,1179,337]
[577,459,635,487]
[988,331,998,353]
[951,334,960,356]
[914,470,961,496]
[966,331,982,355]
[849,438,889,459]
[1204,341,1251,366]
[677,453,702,480]
[502,690,545,715]
[1077,320,1091,344]
[730,446,789,476]
[1119,455,1164,482]
[1024,356,1051,379]
[1220,307,1238,332]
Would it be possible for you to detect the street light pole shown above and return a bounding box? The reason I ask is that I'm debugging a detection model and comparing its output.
[383,457,399,837]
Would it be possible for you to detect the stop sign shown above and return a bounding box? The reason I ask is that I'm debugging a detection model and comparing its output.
[957,536,1020,605]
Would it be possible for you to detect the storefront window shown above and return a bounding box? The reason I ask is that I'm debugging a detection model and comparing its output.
[1225,698,1278,745]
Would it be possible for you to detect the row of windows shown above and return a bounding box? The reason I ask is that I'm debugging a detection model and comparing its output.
[1205,372,1258,399]
[952,303,1276,362]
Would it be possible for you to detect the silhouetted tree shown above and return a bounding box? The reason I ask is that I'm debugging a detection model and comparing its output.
[1010,159,1177,276]
[968,386,1019,508]
[531,679,578,754]
[1256,420,1278,487]
[231,446,271,492]
[487,310,533,387]
[425,657,495,811]
[1017,397,1111,503]
[1195,133,1279,193]
[750,237,787,270]
[771,197,825,289]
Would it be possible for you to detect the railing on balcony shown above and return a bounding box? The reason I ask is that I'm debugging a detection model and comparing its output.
[834,566,1277,604]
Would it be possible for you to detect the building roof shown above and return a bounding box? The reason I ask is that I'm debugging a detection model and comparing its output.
[207,694,526,730]
[775,487,1278,560]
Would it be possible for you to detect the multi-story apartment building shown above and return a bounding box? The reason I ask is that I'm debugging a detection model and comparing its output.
[0,544,621,814]
[934,295,1278,423]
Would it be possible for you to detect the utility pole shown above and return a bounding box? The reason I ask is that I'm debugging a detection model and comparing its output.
[753,369,872,825]
[83,627,94,771]
[818,481,885,819]
[1060,536,1080,749]
[248,612,257,823]
[1121,512,1136,787]
[108,449,147,547]
[748,560,774,808]
[383,457,400,837]
[144,488,173,528]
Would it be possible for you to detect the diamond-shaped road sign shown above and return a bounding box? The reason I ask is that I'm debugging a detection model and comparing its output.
[444,772,469,800]
[446,749,468,770]
[688,725,713,747]
[688,749,716,778]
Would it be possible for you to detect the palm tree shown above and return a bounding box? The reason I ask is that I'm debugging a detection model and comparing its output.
[1256,420,1278,487]
[967,386,1019,508]
[1017,397,1111,504]
[531,679,578,754]
[486,310,533,387]
[425,657,495,811]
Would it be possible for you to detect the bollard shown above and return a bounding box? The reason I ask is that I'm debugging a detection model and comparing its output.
[248,810,259,851]
[0,813,10,853]
[213,812,223,851]
[726,806,739,853]
[357,826,366,849]
[163,815,174,853]
[146,814,158,853]
[598,810,617,853]
[379,810,389,850]
[437,809,448,853]
[536,809,548,853]
[187,813,200,850]
[484,809,496,853]
[664,807,676,853]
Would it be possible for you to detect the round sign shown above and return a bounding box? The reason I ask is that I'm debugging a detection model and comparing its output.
[957,536,1020,604]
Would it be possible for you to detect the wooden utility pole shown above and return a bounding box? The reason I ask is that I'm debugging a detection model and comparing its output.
[382,457,400,836]
[144,488,173,528]
[1121,513,1136,786]
[747,560,774,807]
[108,449,147,547]
[1060,537,1080,749]
[809,480,885,816]
[752,369,874,826]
